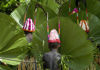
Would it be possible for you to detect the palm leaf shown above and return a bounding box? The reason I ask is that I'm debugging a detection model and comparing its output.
[0,13,28,65]
[31,17,94,70]
[60,17,94,70]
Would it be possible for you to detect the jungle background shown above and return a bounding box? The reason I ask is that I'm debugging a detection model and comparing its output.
[0,0,100,70]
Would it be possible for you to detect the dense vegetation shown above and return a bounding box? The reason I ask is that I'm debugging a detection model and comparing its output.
[0,0,100,70]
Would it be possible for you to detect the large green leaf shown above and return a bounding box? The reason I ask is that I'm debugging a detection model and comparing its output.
[0,13,28,65]
[31,17,94,70]
[31,24,49,61]
[0,13,19,51]
[60,17,94,70]
[38,0,59,13]
[88,13,100,46]
[34,4,57,27]
[0,37,28,58]
[10,4,27,27]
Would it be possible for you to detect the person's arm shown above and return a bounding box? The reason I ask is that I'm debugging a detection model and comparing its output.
[57,54,62,70]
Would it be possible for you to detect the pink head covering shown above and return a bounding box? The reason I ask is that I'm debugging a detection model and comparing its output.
[48,29,61,43]
[79,20,89,32]
[23,18,35,32]
[72,8,78,14]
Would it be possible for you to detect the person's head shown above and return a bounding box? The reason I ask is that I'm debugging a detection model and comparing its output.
[24,31,32,35]
[48,42,60,50]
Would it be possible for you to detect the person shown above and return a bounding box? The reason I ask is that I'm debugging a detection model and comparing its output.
[23,18,35,43]
[43,29,62,70]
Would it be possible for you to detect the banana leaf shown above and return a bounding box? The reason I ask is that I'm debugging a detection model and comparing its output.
[10,4,27,28]
[60,17,94,70]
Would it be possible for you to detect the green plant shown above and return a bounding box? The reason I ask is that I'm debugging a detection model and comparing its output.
[0,0,100,70]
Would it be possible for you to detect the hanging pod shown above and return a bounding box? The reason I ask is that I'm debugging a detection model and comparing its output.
[48,29,61,43]
[79,20,89,32]
[46,13,61,44]
[22,3,37,32]
[71,8,78,14]
[68,0,80,15]
[22,4,37,43]
[68,0,89,33]
[23,18,35,32]
[79,9,89,33]
[69,0,87,14]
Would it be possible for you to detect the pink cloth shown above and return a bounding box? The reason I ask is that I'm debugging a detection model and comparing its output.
[48,29,60,43]
[79,20,89,32]
[72,8,78,14]
[23,18,35,32]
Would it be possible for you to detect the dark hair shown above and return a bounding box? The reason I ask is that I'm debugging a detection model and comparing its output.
[48,42,60,49]
[24,31,32,34]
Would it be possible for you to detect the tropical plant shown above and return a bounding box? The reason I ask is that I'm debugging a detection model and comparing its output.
[0,0,30,14]
[1,0,100,70]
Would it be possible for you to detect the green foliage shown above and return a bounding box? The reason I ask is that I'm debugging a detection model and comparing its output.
[10,3,27,27]
[0,0,30,14]
[0,0,99,70]
[95,62,100,70]
[30,17,94,70]
[0,0,19,14]
[59,0,100,46]
[88,13,100,46]
[0,13,28,65]
[0,65,12,70]
[55,0,68,5]
[42,0,59,13]
[10,1,57,28]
